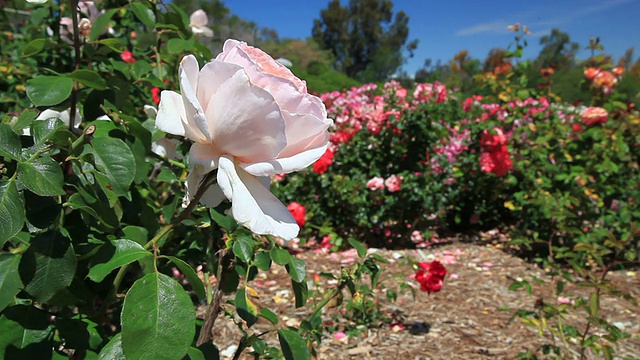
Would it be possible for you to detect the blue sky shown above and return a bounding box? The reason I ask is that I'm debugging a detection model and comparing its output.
[224,0,640,74]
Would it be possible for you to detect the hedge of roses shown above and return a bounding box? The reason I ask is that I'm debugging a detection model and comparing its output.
[273,76,640,264]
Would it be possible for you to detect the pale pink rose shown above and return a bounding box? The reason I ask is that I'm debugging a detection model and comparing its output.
[189,10,214,37]
[366,176,385,190]
[410,230,424,244]
[557,296,572,304]
[156,40,333,240]
[384,174,402,192]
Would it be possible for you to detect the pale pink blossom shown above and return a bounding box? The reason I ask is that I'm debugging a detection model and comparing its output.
[156,40,332,240]
[189,10,214,37]
[366,176,385,190]
[384,174,402,192]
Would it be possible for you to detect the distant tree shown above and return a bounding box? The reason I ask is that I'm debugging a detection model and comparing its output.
[536,29,579,69]
[312,0,417,82]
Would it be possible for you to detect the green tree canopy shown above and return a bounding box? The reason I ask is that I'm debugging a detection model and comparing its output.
[312,0,417,82]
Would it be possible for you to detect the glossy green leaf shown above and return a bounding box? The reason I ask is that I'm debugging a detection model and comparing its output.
[233,240,253,264]
[163,256,206,301]
[10,109,38,134]
[186,347,206,360]
[291,279,308,308]
[260,307,278,326]
[0,123,22,161]
[26,76,73,107]
[90,137,136,199]
[31,117,69,147]
[17,157,65,196]
[20,232,77,303]
[209,207,238,232]
[98,333,124,360]
[88,239,152,282]
[121,273,195,360]
[90,8,118,41]
[277,329,310,360]
[131,2,156,29]
[253,251,271,271]
[69,69,107,90]
[98,38,125,52]
[22,38,48,57]
[167,38,193,54]
[285,257,306,283]
[0,180,25,246]
[348,238,367,258]
[0,305,54,358]
[0,253,23,311]
[235,287,259,328]
[270,248,291,266]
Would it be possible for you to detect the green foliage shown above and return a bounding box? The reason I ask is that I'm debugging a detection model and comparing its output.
[312,0,417,82]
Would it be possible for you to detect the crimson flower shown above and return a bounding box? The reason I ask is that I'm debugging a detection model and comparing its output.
[120,50,135,63]
[287,202,306,228]
[415,260,446,294]
[313,147,334,174]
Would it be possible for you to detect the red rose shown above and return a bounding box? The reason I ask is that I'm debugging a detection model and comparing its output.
[415,260,446,294]
[151,87,161,105]
[313,147,334,174]
[287,202,306,227]
[120,50,136,64]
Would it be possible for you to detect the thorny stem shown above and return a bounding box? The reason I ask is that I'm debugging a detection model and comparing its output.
[196,246,228,346]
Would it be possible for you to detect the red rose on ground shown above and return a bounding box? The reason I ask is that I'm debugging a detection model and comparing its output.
[415,260,446,294]
[287,202,306,227]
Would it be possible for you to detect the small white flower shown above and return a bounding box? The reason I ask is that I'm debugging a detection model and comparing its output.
[189,10,214,37]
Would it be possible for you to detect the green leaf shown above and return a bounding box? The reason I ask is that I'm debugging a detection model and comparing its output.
[98,38,125,52]
[233,240,253,264]
[0,123,22,161]
[260,308,278,325]
[26,76,74,107]
[10,109,38,134]
[17,157,65,196]
[167,38,193,54]
[163,256,206,301]
[88,239,152,282]
[209,208,238,232]
[0,181,25,246]
[122,273,195,360]
[20,232,77,303]
[90,137,136,199]
[270,248,291,266]
[291,279,308,308]
[0,253,23,311]
[90,8,118,41]
[186,347,206,360]
[277,329,310,360]
[31,117,70,147]
[348,238,367,258]
[253,252,271,271]
[131,2,156,29]
[0,305,54,358]
[235,287,259,328]
[285,257,306,283]
[22,38,48,57]
[69,69,107,90]
[98,334,124,360]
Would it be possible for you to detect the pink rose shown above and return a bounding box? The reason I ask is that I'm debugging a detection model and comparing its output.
[580,107,608,126]
[366,176,385,190]
[384,174,402,192]
[156,40,333,240]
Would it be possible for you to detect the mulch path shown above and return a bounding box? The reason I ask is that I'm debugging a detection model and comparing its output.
[207,240,640,359]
